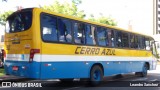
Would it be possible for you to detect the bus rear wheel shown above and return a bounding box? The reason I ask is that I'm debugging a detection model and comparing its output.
[90,65,103,86]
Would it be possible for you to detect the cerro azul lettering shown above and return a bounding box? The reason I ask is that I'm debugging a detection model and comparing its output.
[75,46,115,55]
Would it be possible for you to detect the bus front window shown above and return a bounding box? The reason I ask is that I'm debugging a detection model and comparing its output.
[5,10,32,33]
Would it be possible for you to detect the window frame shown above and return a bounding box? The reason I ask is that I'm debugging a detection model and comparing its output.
[115,30,122,48]
[6,8,33,33]
[85,24,96,46]
[72,21,85,45]
[96,26,108,47]
[40,12,73,44]
[121,32,129,48]
[40,12,59,43]
[40,12,153,51]
[57,17,73,43]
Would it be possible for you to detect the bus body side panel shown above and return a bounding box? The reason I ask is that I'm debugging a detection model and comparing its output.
[39,61,147,79]
[40,61,90,79]
[39,48,152,79]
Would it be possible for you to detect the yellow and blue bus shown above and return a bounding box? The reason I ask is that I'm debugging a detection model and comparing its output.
[4,8,157,85]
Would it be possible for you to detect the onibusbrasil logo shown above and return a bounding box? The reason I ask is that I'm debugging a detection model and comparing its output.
[2,82,42,87]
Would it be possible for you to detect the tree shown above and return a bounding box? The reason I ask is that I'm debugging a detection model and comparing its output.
[88,14,117,26]
[88,14,96,22]
[72,0,82,6]
[96,16,117,26]
[0,0,117,26]
[0,11,13,24]
[42,0,117,26]
[42,0,85,19]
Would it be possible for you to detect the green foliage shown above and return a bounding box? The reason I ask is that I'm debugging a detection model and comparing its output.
[88,14,117,26]
[72,0,82,6]
[42,0,117,26]
[0,11,13,23]
[42,0,85,19]
[88,14,96,22]
[0,0,117,26]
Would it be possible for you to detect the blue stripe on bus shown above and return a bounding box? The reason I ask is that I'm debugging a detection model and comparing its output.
[4,60,145,79]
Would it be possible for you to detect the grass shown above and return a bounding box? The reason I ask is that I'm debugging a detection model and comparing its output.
[0,68,5,77]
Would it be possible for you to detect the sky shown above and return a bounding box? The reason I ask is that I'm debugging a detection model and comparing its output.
[79,0,153,35]
[0,0,154,36]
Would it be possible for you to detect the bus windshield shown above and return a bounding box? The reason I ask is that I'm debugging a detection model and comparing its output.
[5,10,32,33]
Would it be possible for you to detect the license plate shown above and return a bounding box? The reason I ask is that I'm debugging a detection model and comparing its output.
[12,66,18,71]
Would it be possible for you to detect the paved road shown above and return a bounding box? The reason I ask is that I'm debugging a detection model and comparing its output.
[0,65,160,90]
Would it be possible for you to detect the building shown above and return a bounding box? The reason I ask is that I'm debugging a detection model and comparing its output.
[154,0,160,34]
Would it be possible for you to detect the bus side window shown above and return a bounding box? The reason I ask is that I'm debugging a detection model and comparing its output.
[130,34,135,48]
[134,35,139,49]
[142,37,146,49]
[73,22,85,44]
[108,30,115,47]
[115,31,122,47]
[145,38,151,50]
[85,24,96,45]
[121,32,129,48]
[58,18,72,43]
[91,26,96,45]
[138,36,145,50]
[96,27,108,46]
[41,14,58,42]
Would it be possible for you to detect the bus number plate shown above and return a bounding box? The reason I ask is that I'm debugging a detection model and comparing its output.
[12,66,18,71]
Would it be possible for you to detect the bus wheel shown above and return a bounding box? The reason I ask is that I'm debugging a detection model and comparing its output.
[140,64,148,77]
[136,64,148,77]
[90,65,103,86]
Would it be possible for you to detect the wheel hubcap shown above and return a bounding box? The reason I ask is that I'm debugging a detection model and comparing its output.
[93,70,100,81]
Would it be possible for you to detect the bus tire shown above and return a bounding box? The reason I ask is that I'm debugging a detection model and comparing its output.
[90,65,103,86]
[140,64,148,77]
[135,72,141,76]
[136,64,148,77]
